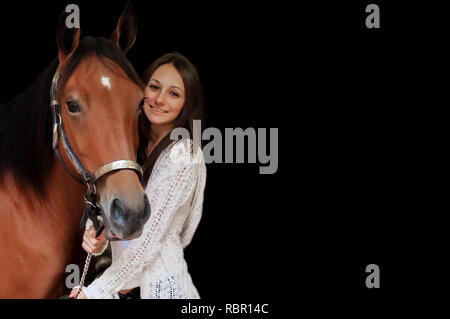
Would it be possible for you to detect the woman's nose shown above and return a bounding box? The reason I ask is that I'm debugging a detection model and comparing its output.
[155,93,165,105]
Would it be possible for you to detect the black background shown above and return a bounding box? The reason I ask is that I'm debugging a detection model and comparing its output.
[0,0,448,307]
[278,0,449,300]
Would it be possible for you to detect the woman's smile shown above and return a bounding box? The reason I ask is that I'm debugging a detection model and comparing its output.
[148,103,169,114]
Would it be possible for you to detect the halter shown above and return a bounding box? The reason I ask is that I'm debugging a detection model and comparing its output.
[49,69,143,234]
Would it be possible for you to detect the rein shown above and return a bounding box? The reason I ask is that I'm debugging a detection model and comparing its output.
[50,69,143,297]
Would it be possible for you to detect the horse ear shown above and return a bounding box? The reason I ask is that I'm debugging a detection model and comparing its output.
[111,1,137,54]
[56,7,80,65]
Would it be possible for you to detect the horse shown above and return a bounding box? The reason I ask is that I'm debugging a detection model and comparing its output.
[0,5,150,298]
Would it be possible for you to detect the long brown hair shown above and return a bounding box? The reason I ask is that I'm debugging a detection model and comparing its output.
[137,52,205,188]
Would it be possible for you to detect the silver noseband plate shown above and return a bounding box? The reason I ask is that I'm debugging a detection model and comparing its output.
[94,160,143,182]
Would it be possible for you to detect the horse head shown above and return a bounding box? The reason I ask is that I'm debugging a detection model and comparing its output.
[54,4,150,240]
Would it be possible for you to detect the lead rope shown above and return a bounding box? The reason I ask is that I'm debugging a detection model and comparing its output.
[76,253,92,298]
[75,184,104,299]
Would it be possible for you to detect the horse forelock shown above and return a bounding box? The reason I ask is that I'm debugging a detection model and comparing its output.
[58,36,143,95]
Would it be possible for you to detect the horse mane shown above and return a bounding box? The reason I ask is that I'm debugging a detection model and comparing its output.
[0,36,143,200]
[0,58,58,199]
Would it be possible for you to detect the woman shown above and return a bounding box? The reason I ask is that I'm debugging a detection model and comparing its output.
[70,52,206,299]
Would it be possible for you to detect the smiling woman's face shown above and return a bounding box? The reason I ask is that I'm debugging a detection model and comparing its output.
[143,63,186,126]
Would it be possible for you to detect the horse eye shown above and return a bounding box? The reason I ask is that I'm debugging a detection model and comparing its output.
[66,100,81,114]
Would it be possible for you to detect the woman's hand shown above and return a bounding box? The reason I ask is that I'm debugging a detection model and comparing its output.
[69,287,88,299]
[82,225,107,255]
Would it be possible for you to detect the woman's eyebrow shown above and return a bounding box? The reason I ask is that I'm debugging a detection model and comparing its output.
[170,85,183,91]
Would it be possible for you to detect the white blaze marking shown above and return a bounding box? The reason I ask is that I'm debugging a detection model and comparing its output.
[101,76,111,90]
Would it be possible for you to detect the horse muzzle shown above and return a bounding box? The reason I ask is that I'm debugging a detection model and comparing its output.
[102,193,151,241]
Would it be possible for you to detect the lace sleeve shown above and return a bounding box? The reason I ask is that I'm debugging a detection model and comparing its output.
[180,164,206,248]
[83,154,199,299]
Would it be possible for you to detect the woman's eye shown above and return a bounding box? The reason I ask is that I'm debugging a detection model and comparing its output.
[149,85,159,90]
[66,101,81,113]
[170,91,180,97]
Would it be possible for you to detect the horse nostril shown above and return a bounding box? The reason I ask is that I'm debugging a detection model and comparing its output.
[110,198,128,223]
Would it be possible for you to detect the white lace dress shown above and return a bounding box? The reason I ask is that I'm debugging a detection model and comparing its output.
[82,139,206,299]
